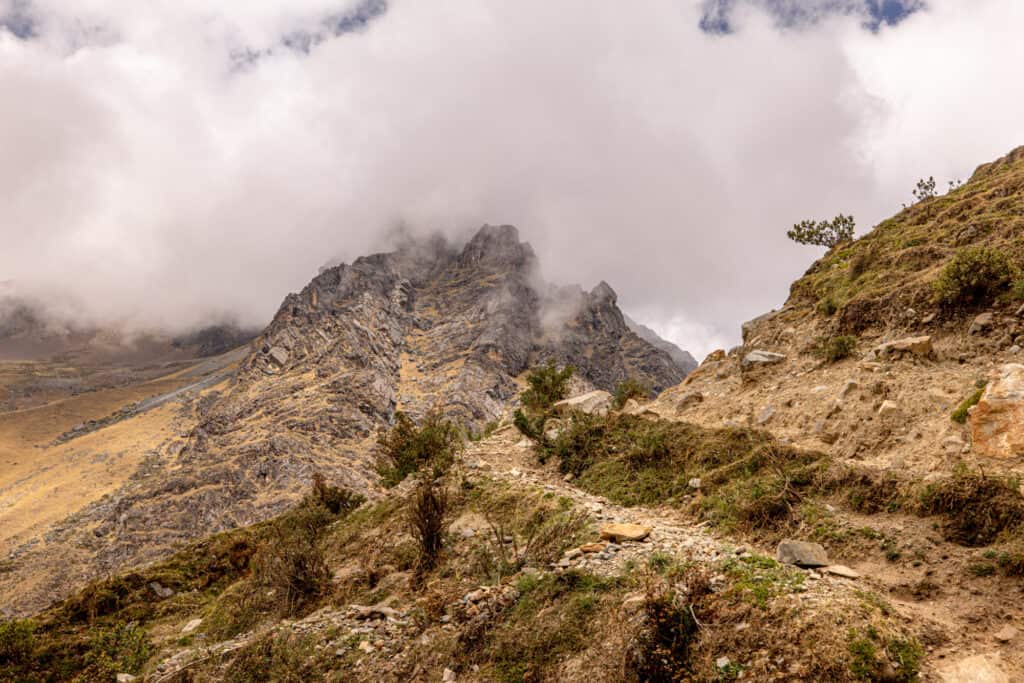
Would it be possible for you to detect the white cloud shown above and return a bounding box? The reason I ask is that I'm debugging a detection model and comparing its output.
[1,0,1022,356]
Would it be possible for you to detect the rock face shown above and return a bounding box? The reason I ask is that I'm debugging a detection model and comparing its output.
[623,314,698,375]
[5,225,685,615]
[971,363,1024,458]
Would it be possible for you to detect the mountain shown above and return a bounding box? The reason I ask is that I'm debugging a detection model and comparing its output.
[623,314,698,375]
[0,224,684,615]
[14,148,1024,681]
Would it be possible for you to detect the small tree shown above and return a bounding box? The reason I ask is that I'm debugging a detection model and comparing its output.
[787,214,855,248]
[913,176,937,202]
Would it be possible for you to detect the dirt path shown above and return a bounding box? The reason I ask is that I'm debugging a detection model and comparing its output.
[465,425,1024,682]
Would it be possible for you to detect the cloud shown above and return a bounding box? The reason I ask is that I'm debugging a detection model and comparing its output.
[1,0,1023,360]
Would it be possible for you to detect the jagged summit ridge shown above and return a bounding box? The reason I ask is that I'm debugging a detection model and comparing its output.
[1,224,691,615]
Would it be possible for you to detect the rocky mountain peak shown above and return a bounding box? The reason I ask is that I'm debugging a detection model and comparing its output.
[457,224,536,271]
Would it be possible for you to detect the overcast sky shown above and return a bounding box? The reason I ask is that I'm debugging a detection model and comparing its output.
[2,0,1023,359]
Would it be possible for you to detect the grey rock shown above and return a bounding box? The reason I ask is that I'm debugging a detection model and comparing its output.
[970,312,995,335]
[676,391,704,411]
[741,350,786,368]
[776,540,830,567]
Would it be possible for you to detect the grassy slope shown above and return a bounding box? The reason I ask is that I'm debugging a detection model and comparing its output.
[790,146,1024,331]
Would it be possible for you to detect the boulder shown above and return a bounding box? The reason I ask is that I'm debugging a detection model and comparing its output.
[872,336,933,359]
[268,346,290,367]
[775,540,829,567]
[552,390,613,416]
[676,391,704,412]
[741,350,786,369]
[599,523,652,542]
[971,364,1024,458]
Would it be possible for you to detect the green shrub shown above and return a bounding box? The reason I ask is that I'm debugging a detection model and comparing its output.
[377,411,463,486]
[816,335,858,363]
[613,378,650,409]
[82,622,151,678]
[521,362,574,412]
[311,472,364,515]
[932,246,1014,309]
[0,618,35,665]
[787,214,855,248]
[817,296,838,317]
[951,386,986,424]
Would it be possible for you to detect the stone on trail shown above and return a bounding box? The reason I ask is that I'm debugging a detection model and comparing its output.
[579,542,607,554]
[971,364,1024,458]
[823,564,860,579]
[676,390,704,412]
[599,523,652,542]
[552,390,613,416]
[442,668,457,682]
[775,540,830,568]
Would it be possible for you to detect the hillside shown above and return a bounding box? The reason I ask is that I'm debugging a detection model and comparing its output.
[0,225,687,618]
[9,148,1024,681]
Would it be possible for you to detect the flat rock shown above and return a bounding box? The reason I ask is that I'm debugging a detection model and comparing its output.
[872,336,933,359]
[579,542,607,554]
[775,540,830,568]
[181,618,202,634]
[552,390,613,416]
[877,400,901,418]
[741,350,786,368]
[823,564,860,579]
[971,364,1024,458]
[599,523,652,542]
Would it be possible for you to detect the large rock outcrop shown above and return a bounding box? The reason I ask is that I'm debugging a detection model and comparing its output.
[3,225,689,615]
[971,364,1024,458]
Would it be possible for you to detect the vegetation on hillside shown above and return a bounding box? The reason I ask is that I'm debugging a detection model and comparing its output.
[376,411,463,486]
[787,147,1024,330]
[788,214,856,248]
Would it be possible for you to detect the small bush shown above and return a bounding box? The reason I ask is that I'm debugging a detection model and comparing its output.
[919,471,1024,546]
[849,248,874,280]
[251,505,333,618]
[817,296,838,317]
[932,246,1014,309]
[311,472,364,514]
[951,386,986,424]
[408,479,450,577]
[224,630,320,683]
[521,362,574,412]
[82,622,151,679]
[787,214,855,248]
[377,411,463,486]
[626,570,711,681]
[0,618,35,665]
[816,335,858,363]
[613,378,650,409]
